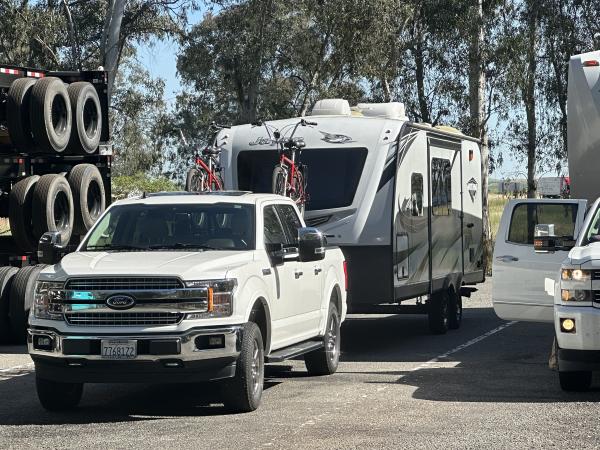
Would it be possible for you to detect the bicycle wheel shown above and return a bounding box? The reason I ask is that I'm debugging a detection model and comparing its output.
[210,173,224,191]
[272,166,287,196]
[185,168,203,192]
[291,169,306,215]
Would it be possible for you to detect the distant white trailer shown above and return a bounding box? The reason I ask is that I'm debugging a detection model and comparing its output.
[218,100,485,331]
[537,176,569,198]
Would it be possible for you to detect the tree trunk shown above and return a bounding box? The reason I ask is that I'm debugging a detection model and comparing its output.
[524,0,538,198]
[381,76,391,103]
[102,0,126,102]
[414,36,430,123]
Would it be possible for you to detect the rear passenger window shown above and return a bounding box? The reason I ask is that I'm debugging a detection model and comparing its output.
[276,204,302,244]
[508,203,578,245]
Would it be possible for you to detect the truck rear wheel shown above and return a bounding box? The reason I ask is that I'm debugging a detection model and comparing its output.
[67,82,102,154]
[7,78,37,151]
[428,290,449,335]
[559,370,592,392]
[8,265,46,343]
[29,77,72,153]
[9,175,40,252]
[32,174,74,244]
[36,376,83,411]
[448,289,462,330]
[222,322,264,413]
[68,164,105,234]
[304,302,341,376]
[0,267,18,344]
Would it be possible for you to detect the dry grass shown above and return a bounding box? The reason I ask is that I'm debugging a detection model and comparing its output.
[489,194,509,242]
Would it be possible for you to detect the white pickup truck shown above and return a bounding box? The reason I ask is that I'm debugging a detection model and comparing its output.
[28,192,347,412]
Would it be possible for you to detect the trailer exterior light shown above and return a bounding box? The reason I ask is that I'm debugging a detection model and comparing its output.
[583,60,599,67]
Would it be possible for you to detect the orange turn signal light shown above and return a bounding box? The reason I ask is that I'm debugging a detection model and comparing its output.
[207,287,214,312]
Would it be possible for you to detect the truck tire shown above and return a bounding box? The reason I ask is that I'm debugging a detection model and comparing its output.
[8,264,46,343]
[29,77,72,153]
[222,322,264,413]
[9,175,40,252]
[559,370,592,392]
[0,267,18,344]
[67,82,102,154]
[7,78,37,151]
[32,174,74,244]
[448,289,462,330]
[36,376,83,411]
[428,290,449,335]
[304,302,341,376]
[68,164,105,234]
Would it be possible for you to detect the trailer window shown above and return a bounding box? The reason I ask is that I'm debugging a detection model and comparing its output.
[411,173,424,216]
[507,203,578,245]
[238,148,367,211]
[431,158,451,215]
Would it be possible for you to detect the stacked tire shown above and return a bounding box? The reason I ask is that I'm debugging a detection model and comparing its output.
[7,77,102,154]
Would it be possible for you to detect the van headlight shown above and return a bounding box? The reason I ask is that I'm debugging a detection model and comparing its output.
[185,279,236,319]
[33,281,65,320]
[561,269,592,281]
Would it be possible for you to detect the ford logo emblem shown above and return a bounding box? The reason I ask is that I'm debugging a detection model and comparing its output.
[106,295,136,310]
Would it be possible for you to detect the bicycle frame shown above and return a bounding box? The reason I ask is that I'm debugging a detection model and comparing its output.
[278,152,298,196]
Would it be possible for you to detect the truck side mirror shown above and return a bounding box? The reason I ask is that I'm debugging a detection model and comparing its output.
[533,224,576,253]
[298,227,326,262]
[38,232,64,264]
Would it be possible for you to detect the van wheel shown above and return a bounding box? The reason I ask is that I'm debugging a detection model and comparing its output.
[9,265,47,343]
[222,322,264,413]
[559,370,592,392]
[305,303,341,376]
[0,267,18,344]
[7,78,37,151]
[428,291,449,335]
[36,376,83,411]
[29,77,72,153]
[67,82,102,154]
[32,174,74,244]
[448,289,462,330]
[9,175,40,252]
[68,164,106,234]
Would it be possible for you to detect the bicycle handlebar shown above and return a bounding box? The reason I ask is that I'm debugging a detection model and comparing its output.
[301,119,318,126]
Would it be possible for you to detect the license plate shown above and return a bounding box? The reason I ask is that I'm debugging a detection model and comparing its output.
[101,339,137,360]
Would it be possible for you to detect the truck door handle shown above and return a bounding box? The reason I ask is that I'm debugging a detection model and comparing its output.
[314,267,322,275]
[295,270,303,279]
[496,255,519,262]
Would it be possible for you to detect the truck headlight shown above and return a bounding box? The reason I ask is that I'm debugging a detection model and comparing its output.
[561,269,592,281]
[560,289,592,303]
[184,279,236,319]
[33,281,65,320]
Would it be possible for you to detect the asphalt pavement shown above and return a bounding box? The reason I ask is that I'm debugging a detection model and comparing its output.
[1,279,600,449]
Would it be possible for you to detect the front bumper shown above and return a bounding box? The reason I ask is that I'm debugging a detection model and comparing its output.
[28,325,243,383]
[555,304,600,372]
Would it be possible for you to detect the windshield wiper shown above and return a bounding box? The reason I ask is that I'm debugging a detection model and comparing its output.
[84,244,148,251]
[147,243,221,251]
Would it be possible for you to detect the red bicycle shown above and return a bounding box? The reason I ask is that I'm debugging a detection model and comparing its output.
[183,123,228,192]
[271,119,317,214]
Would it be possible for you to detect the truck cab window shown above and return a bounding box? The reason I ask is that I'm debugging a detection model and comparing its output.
[263,205,287,246]
[507,203,578,245]
[431,158,451,216]
[276,204,302,244]
[411,173,424,216]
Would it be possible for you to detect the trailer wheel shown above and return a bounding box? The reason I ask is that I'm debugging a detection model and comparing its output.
[7,78,37,151]
[9,175,40,252]
[29,77,72,153]
[428,290,449,335]
[448,289,462,330]
[32,174,74,244]
[8,264,46,343]
[0,267,18,344]
[558,370,592,392]
[67,82,102,154]
[68,164,105,234]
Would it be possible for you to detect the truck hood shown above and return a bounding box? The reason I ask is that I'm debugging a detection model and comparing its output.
[568,243,600,265]
[42,250,255,281]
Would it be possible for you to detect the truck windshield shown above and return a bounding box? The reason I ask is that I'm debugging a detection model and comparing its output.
[583,206,600,245]
[81,203,255,251]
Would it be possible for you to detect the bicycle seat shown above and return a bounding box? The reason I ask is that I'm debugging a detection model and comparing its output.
[202,146,222,156]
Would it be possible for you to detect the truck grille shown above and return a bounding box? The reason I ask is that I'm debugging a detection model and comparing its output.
[65,312,184,326]
[593,271,600,281]
[65,277,183,291]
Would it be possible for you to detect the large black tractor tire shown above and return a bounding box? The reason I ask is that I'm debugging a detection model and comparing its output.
[36,376,83,411]
[9,175,40,252]
[222,322,264,413]
[68,164,105,234]
[7,78,37,151]
[32,174,74,244]
[8,264,47,343]
[29,77,72,153]
[559,370,592,392]
[448,288,463,330]
[0,267,19,344]
[304,302,341,376]
[67,82,102,154]
[428,290,449,335]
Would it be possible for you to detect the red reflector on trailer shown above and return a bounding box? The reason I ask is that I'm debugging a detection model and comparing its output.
[21,256,27,261]
[0,67,21,75]
[469,149,474,161]
[583,60,599,67]
[26,71,45,78]
[18,158,24,164]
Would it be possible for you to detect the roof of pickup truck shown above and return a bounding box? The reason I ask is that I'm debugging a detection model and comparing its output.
[113,191,291,206]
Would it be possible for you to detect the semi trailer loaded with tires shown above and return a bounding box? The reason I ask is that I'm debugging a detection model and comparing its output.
[0,65,111,344]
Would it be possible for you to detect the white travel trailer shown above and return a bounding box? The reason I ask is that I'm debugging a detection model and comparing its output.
[219,99,485,333]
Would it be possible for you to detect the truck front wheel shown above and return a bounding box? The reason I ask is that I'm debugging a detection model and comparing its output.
[36,377,83,411]
[558,370,592,392]
[222,322,264,413]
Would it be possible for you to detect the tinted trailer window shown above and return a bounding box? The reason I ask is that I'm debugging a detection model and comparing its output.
[237,148,368,211]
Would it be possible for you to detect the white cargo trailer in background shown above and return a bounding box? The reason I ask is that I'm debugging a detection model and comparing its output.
[537,176,569,198]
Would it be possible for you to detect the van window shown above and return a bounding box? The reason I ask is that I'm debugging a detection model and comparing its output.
[238,148,368,211]
[411,173,423,216]
[431,158,451,216]
[507,203,578,245]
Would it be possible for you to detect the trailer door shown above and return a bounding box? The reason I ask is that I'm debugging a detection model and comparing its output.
[492,199,586,323]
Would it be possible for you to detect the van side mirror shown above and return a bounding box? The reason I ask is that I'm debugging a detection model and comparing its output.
[298,227,326,262]
[37,232,65,264]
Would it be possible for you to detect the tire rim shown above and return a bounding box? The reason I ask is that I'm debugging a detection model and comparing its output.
[326,314,340,365]
[455,298,462,323]
[53,190,70,232]
[250,339,263,395]
[82,97,99,139]
[51,95,68,136]
[87,180,103,220]
[442,294,449,328]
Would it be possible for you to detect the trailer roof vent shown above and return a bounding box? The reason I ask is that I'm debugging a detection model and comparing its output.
[356,102,407,120]
[310,99,351,116]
